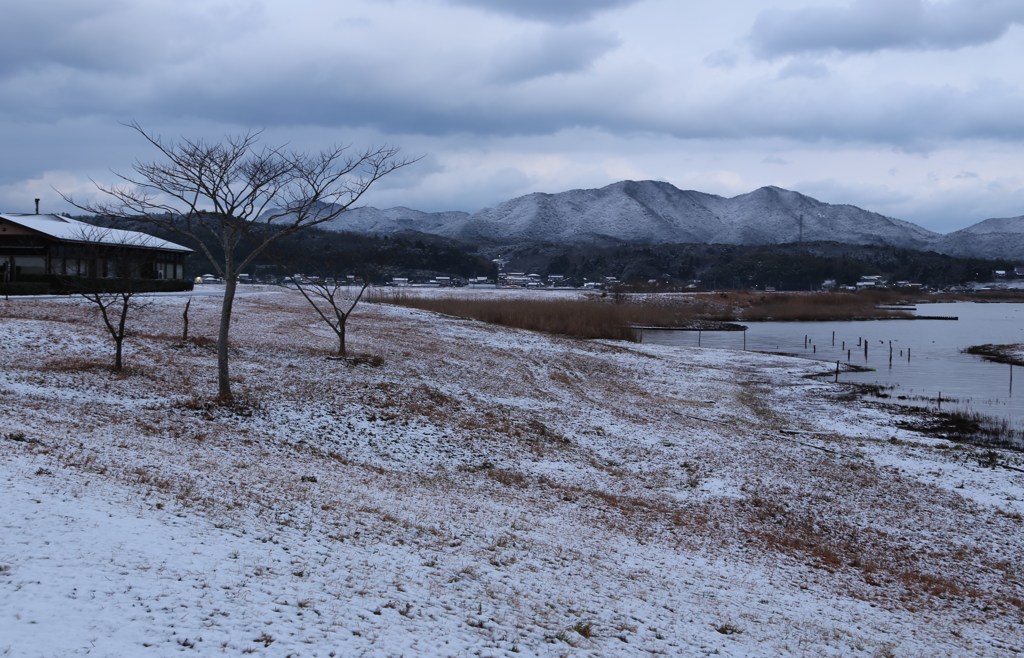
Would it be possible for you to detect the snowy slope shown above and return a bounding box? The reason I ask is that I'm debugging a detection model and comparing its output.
[443,181,727,244]
[1,289,1023,656]
[323,206,470,235]
[931,215,1024,260]
[319,181,943,250]
[701,186,938,248]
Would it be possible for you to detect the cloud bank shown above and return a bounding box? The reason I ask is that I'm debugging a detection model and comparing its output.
[0,0,1020,233]
[750,0,1024,57]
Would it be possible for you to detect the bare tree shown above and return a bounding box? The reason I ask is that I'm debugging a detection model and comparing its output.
[67,122,417,402]
[65,222,159,372]
[80,287,141,371]
[290,276,369,356]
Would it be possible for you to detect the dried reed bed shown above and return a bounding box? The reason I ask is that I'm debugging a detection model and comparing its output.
[371,293,642,340]
[733,289,914,321]
[372,290,912,340]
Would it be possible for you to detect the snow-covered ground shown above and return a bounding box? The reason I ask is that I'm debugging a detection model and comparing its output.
[2,287,1022,657]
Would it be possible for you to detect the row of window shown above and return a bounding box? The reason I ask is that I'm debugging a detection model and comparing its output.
[2,255,185,280]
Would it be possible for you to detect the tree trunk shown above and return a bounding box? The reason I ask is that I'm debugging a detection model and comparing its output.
[217,277,238,401]
[113,292,130,372]
[182,297,191,342]
[337,320,346,356]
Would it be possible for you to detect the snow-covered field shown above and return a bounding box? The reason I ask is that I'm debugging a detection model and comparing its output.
[2,287,1022,657]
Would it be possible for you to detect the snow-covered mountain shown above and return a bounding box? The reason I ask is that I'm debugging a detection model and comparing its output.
[423,181,940,248]
[319,180,1021,257]
[330,206,470,236]
[930,215,1024,261]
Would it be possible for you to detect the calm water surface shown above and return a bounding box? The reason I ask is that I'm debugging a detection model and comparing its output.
[643,302,1024,430]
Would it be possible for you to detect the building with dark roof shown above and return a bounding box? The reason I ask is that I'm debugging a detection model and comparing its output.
[0,213,192,292]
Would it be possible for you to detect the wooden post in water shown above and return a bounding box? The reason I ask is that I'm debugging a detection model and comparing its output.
[835,360,840,383]
[698,329,701,347]
[832,331,835,347]
[907,348,911,363]
[847,349,851,362]
[813,344,816,353]
[864,340,868,360]
[889,342,893,368]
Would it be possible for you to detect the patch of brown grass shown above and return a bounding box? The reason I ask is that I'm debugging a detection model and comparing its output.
[40,356,112,373]
[485,468,529,488]
[374,294,641,340]
[733,290,912,322]
[736,492,1010,612]
[373,290,912,341]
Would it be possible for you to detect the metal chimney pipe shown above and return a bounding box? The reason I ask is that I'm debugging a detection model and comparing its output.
[34,198,40,214]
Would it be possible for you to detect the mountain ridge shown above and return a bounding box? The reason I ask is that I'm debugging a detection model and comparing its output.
[323,181,1023,259]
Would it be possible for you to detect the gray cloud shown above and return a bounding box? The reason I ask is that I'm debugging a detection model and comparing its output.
[7,28,1023,155]
[5,0,1020,151]
[704,50,739,70]
[777,58,830,79]
[657,78,1024,148]
[0,1,262,77]
[444,0,640,24]
[750,0,1024,58]
[488,27,620,83]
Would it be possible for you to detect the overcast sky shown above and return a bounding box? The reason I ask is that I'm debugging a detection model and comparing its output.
[3,0,1022,233]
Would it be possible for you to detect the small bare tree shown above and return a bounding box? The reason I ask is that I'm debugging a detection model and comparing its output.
[66,122,417,402]
[67,223,157,372]
[291,276,369,355]
[80,286,141,371]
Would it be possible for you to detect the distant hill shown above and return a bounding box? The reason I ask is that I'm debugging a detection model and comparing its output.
[268,181,1024,261]
[930,215,1024,261]
[320,181,942,250]
[337,206,470,236]
[447,182,940,249]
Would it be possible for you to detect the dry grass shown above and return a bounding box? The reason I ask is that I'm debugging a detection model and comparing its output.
[373,293,641,340]
[733,290,914,321]
[40,356,115,373]
[372,290,912,341]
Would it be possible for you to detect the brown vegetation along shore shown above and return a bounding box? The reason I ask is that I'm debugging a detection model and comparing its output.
[932,289,1024,303]
[965,343,1024,366]
[728,289,915,321]
[373,289,914,341]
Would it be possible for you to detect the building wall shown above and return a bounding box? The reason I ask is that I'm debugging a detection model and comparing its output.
[0,221,36,236]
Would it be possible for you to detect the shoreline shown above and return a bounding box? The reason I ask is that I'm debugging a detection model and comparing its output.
[965,343,1024,367]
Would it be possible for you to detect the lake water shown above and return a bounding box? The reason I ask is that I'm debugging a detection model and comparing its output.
[642,302,1024,432]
